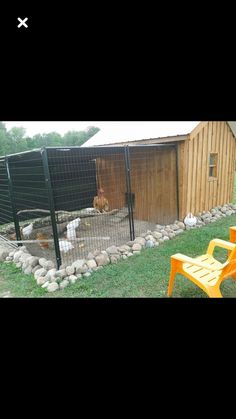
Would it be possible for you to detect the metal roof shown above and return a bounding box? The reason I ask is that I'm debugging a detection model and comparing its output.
[81,121,200,147]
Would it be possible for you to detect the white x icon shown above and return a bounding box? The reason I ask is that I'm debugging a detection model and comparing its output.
[17,17,28,28]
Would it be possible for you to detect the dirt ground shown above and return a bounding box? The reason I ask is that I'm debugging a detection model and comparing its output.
[22,214,156,266]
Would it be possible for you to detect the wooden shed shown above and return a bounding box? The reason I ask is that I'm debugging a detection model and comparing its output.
[91,121,236,224]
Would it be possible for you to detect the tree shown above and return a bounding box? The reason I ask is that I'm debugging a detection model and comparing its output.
[0,122,100,155]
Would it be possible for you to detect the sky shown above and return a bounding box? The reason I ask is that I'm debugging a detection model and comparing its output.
[3,121,201,146]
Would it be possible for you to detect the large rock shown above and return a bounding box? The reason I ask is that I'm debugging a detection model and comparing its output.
[177,222,185,230]
[69,275,77,284]
[60,279,69,289]
[132,243,142,251]
[118,245,131,253]
[38,258,48,268]
[152,231,162,240]
[145,240,155,248]
[72,259,88,274]
[134,237,146,246]
[27,256,39,268]
[44,260,55,270]
[47,282,59,292]
[34,268,47,280]
[32,265,41,274]
[86,259,97,269]
[95,253,110,266]
[0,248,10,261]
[45,268,57,282]
[86,252,95,260]
[65,265,75,276]
[13,250,24,262]
[55,269,67,279]
[106,245,119,255]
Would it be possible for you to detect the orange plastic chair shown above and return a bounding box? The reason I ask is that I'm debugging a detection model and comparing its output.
[168,239,236,298]
[230,227,236,244]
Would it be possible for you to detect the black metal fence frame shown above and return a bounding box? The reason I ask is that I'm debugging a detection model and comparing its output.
[1,144,179,269]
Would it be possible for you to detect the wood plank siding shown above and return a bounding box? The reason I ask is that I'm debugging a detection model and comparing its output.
[180,121,236,218]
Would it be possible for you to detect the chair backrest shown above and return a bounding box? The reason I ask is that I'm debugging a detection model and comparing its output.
[221,246,236,280]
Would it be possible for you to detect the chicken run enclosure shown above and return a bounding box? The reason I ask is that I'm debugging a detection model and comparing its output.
[0,145,179,268]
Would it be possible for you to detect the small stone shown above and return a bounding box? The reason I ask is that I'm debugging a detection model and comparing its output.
[163,236,169,241]
[41,281,50,289]
[133,250,141,255]
[5,256,12,261]
[47,282,59,292]
[24,266,33,275]
[168,233,175,239]
[15,262,22,268]
[132,243,142,251]
[60,279,69,289]
[37,277,47,285]
[83,272,91,277]
[175,229,184,235]
[127,252,133,257]
[154,242,160,247]
[76,274,82,279]
[122,255,127,260]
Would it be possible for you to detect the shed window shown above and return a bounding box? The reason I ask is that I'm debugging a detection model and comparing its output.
[209,153,218,178]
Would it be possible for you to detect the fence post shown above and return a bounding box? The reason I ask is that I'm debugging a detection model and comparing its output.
[41,148,62,269]
[124,146,135,241]
[175,144,180,220]
[5,156,22,246]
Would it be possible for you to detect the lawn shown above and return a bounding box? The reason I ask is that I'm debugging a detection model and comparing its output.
[1,213,236,298]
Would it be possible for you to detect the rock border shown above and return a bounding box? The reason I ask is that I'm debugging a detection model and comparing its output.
[1,203,236,292]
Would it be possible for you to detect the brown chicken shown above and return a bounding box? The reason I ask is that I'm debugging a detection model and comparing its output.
[93,188,109,213]
[36,232,49,249]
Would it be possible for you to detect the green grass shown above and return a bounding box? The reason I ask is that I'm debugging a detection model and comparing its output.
[1,214,236,298]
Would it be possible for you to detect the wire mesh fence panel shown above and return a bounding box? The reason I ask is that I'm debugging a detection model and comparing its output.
[129,145,179,231]
[0,157,14,237]
[3,150,58,263]
[46,147,133,266]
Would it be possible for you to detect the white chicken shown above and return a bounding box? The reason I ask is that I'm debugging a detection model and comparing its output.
[184,213,197,227]
[22,223,33,238]
[59,240,74,253]
[66,218,81,241]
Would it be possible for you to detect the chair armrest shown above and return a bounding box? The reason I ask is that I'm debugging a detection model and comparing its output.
[207,239,236,255]
[171,253,220,271]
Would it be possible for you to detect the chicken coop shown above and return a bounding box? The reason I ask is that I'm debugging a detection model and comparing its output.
[0,144,179,267]
[0,121,235,269]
